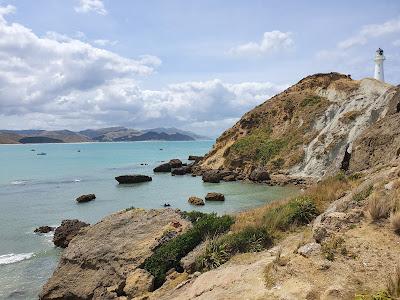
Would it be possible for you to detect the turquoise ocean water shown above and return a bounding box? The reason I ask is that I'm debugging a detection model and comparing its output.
[0,141,298,299]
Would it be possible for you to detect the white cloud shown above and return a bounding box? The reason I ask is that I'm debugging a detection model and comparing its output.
[93,39,118,47]
[393,40,400,47]
[0,6,287,136]
[74,0,107,15]
[229,31,294,56]
[338,17,400,49]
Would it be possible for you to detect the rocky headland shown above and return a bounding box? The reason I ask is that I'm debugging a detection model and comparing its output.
[40,73,400,299]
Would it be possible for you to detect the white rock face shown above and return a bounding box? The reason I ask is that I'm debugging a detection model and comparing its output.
[291,79,395,178]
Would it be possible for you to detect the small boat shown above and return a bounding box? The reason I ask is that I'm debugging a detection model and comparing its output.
[163,203,171,207]
[30,149,36,152]
[77,150,81,152]
[37,152,47,156]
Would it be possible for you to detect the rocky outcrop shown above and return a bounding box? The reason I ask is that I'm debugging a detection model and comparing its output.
[188,196,205,206]
[115,175,152,184]
[202,170,222,183]
[188,155,203,162]
[154,163,172,172]
[205,192,225,201]
[34,226,54,234]
[53,219,89,248]
[169,159,183,168]
[198,73,397,181]
[249,168,270,182]
[40,209,191,300]
[76,194,96,203]
[172,165,192,175]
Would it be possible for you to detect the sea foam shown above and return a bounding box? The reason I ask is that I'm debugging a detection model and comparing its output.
[0,253,34,265]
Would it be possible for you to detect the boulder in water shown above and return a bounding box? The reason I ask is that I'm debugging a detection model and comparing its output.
[153,163,172,172]
[169,159,183,168]
[205,192,225,201]
[34,226,55,234]
[188,196,205,206]
[53,219,89,248]
[188,155,203,162]
[115,175,152,184]
[249,168,270,182]
[76,194,96,203]
[202,170,221,183]
[171,165,192,175]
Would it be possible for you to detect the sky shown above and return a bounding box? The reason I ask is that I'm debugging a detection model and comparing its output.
[0,0,399,137]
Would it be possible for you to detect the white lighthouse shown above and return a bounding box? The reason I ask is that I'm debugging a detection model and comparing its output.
[374,48,385,82]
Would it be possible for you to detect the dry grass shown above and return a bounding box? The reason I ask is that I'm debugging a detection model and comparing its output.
[390,212,400,235]
[304,173,352,211]
[232,199,290,232]
[368,193,392,221]
[232,173,353,233]
[386,265,400,298]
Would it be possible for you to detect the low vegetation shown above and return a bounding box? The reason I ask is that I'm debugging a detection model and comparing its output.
[196,227,272,271]
[368,193,391,221]
[143,213,234,287]
[391,212,400,235]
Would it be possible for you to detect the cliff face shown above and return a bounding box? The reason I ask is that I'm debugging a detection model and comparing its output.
[199,73,398,180]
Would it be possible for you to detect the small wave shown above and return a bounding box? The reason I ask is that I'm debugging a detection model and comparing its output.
[10,180,28,185]
[0,253,34,265]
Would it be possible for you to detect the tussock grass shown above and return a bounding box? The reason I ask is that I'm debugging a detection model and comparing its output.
[368,193,392,221]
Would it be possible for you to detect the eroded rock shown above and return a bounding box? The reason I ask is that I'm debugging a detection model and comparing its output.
[205,192,225,201]
[76,194,96,203]
[40,209,191,300]
[53,219,89,248]
[115,175,152,184]
[188,196,205,206]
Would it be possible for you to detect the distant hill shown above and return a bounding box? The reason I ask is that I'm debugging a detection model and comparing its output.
[0,127,207,144]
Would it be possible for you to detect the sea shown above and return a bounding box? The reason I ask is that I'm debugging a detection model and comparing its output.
[0,141,298,299]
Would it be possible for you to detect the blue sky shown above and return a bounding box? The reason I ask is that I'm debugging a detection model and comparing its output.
[0,0,399,136]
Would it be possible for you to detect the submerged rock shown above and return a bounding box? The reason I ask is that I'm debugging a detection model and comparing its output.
[75,194,96,203]
[115,175,152,184]
[188,196,205,206]
[205,192,225,201]
[53,219,89,248]
[40,209,190,300]
[34,226,55,234]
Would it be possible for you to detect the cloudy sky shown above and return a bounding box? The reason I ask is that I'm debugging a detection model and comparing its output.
[0,0,399,136]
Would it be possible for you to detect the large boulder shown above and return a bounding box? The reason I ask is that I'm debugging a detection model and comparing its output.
[153,163,172,172]
[53,219,89,248]
[115,175,152,184]
[40,209,191,300]
[76,194,96,203]
[188,196,205,206]
[205,192,225,201]
[202,170,222,183]
[169,159,183,168]
[249,168,270,182]
[34,226,54,234]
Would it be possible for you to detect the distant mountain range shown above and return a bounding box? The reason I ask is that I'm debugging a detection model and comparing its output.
[0,127,210,144]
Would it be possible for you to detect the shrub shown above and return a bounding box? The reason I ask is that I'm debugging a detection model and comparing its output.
[354,291,391,300]
[181,211,208,223]
[143,213,233,288]
[263,196,318,232]
[390,212,400,235]
[300,95,322,107]
[368,194,392,221]
[196,227,272,271]
[321,236,345,261]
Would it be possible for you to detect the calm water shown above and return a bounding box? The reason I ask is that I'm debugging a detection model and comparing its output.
[0,141,298,299]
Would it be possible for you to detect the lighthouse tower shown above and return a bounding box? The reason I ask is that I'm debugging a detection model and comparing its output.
[374,48,385,82]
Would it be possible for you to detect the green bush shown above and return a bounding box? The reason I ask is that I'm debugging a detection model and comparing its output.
[300,95,322,107]
[263,196,319,232]
[196,227,272,271]
[353,185,373,202]
[230,128,288,164]
[181,211,208,223]
[143,213,234,287]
